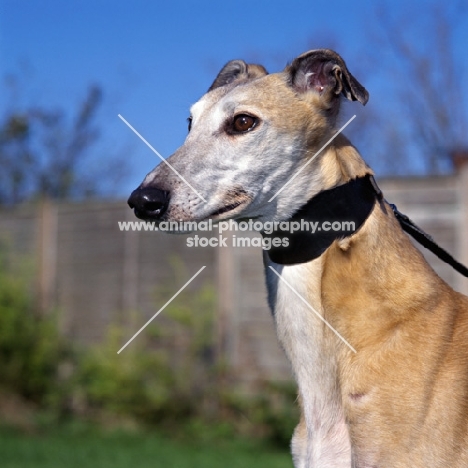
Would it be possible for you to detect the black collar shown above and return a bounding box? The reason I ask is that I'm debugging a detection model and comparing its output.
[263,175,380,265]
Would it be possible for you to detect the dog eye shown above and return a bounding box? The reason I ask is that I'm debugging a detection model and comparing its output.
[187,117,192,133]
[231,114,257,133]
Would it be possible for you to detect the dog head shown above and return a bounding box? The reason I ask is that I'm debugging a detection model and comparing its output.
[128,49,369,225]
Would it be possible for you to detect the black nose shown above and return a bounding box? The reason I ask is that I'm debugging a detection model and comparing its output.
[127,187,170,220]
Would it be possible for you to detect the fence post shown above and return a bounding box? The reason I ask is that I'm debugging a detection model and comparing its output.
[459,165,468,295]
[121,207,140,322]
[215,231,239,368]
[453,151,468,295]
[37,198,58,314]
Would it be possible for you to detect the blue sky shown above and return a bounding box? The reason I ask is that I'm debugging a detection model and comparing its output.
[1,0,467,196]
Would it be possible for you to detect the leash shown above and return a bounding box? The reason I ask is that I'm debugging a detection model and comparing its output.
[369,175,468,278]
[390,203,468,278]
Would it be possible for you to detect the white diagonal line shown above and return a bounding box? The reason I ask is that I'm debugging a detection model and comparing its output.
[268,115,356,202]
[268,266,357,353]
[118,114,207,203]
[117,266,206,354]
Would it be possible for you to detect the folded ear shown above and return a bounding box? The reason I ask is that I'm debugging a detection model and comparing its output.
[208,60,268,92]
[288,49,369,105]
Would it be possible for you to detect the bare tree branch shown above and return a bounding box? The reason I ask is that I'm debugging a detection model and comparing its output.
[0,82,127,205]
[365,2,468,174]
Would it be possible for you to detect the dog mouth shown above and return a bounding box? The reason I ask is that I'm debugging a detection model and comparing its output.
[207,189,252,219]
[208,200,248,218]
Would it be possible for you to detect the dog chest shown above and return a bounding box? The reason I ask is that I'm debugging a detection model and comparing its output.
[264,256,351,466]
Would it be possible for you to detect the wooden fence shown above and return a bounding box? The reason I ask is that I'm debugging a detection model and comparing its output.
[1,167,468,386]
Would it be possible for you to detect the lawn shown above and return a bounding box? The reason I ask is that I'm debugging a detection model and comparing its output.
[0,426,293,468]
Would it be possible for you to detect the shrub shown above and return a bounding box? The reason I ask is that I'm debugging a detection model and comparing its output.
[0,255,65,404]
[0,253,299,447]
[76,259,219,427]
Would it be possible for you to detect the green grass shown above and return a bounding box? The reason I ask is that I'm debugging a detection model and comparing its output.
[0,426,293,468]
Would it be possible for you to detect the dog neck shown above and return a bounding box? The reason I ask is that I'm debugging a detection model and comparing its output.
[263,175,380,265]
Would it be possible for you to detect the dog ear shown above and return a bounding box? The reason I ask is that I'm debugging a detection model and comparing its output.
[208,60,268,92]
[288,49,369,105]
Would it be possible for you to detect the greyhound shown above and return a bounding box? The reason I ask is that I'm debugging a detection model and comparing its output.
[128,49,468,467]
